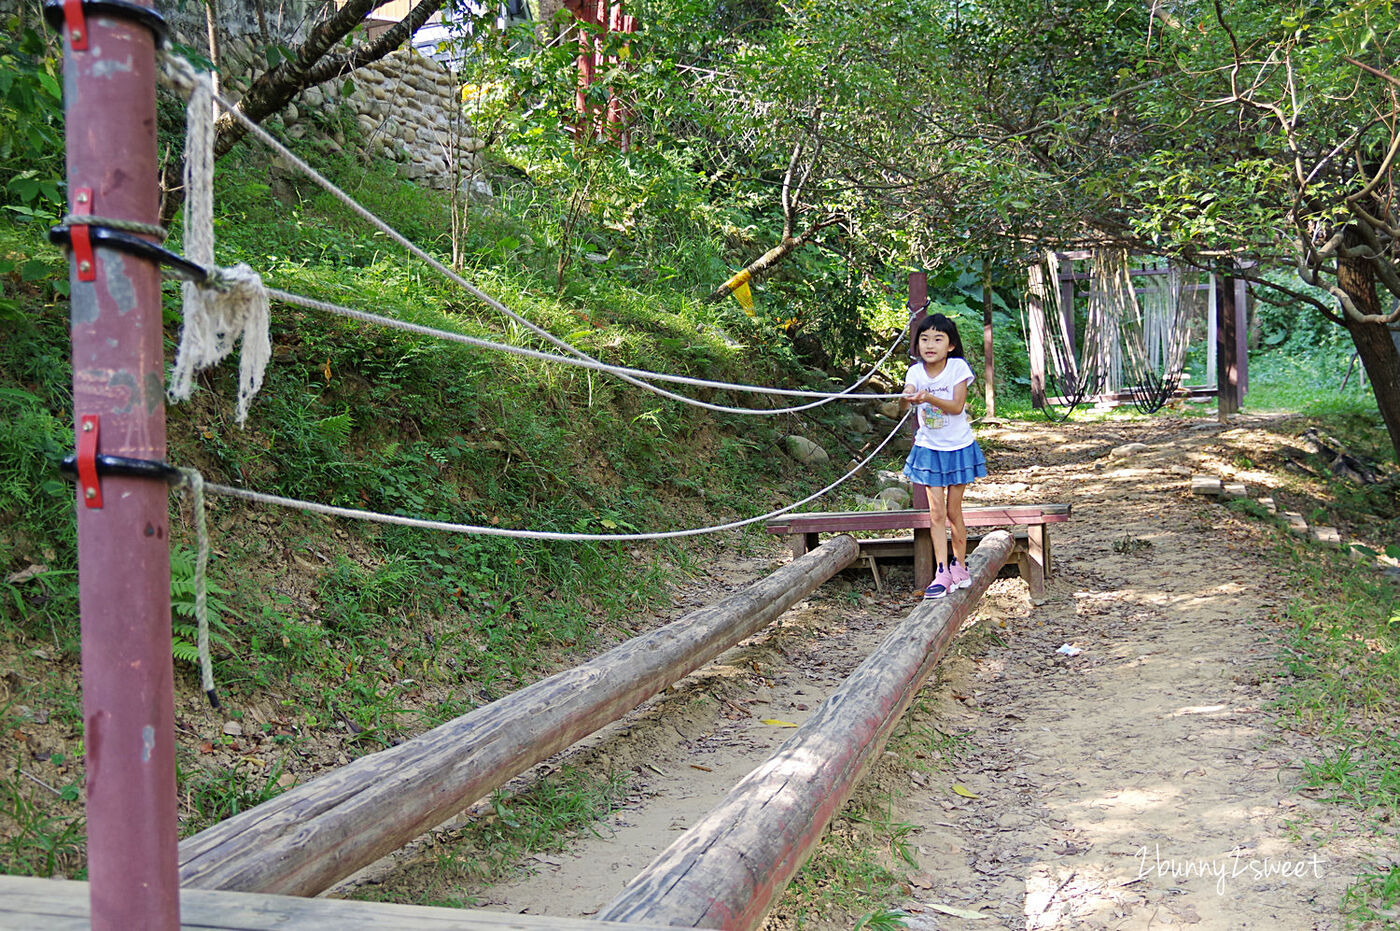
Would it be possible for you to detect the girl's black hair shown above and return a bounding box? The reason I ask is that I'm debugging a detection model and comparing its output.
[913,312,965,359]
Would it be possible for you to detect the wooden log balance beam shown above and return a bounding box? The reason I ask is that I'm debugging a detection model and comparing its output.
[178,536,861,897]
[597,531,1015,930]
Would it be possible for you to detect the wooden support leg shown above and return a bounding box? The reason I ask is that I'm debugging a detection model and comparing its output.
[790,533,811,560]
[1023,524,1047,601]
[864,555,883,593]
[1034,524,1052,577]
[913,527,933,589]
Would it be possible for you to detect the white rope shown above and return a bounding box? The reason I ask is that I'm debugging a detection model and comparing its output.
[193,411,912,542]
[269,287,908,408]
[165,56,271,424]
[156,52,898,418]
[177,468,221,708]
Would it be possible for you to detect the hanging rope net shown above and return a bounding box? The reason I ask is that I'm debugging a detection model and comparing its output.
[1030,249,1198,418]
[1120,257,1195,414]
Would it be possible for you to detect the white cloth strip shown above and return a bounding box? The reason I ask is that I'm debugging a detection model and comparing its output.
[164,55,271,423]
[176,468,220,706]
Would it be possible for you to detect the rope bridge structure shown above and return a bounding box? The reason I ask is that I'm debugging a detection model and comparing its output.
[1024,249,1251,419]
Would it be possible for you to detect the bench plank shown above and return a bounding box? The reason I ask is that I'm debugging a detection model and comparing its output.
[767,504,1069,602]
[766,504,1070,535]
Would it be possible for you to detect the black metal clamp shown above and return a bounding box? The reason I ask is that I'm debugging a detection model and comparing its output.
[43,0,169,50]
[59,454,185,485]
[59,414,184,509]
[49,225,212,284]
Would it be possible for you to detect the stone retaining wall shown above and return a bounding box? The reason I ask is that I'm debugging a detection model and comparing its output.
[216,38,488,195]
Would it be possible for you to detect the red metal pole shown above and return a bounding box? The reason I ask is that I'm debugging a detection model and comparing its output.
[59,4,180,928]
[568,0,599,138]
[906,270,927,360]
[604,0,622,140]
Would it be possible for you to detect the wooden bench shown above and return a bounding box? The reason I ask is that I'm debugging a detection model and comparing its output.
[765,504,1071,598]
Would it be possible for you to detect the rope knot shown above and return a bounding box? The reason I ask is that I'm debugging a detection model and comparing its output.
[165,51,270,423]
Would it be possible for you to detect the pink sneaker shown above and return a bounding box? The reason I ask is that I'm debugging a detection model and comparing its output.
[948,558,972,590]
[924,567,955,600]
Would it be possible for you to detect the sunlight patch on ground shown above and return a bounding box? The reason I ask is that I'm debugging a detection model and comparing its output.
[1023,864,1131,929]
[1168,704,1229,716]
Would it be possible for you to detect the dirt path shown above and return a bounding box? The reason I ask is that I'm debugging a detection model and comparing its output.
[358,416,1390,929]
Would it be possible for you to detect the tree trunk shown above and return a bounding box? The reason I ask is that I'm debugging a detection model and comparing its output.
[158,0,447,224]
[1338,245,1400,461]
[706,235,804,303]
[705,216,842,304]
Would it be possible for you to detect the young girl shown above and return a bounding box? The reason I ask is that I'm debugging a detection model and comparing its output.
[901,313,988,599]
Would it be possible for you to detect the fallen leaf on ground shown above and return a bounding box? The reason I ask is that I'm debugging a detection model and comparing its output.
[924,902,987,919]
[760,719,799,727]
[952,783,979,798]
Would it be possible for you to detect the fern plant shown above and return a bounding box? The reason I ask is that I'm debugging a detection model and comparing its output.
[169,546,235,667]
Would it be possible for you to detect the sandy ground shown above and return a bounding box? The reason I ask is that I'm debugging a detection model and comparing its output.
[353,414,1395,929]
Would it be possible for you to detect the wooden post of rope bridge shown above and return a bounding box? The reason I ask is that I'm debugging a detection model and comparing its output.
[55,1,179,927]
[982,256,995,418]
[598,532,1016,930]
[905,270,928,362]
[1217,265,1248,417]
[178,536,860,896]
[905,274,927,456]
[1026,262,1047,410]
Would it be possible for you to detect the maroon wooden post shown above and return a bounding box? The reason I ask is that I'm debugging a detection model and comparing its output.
[905,270,927,361]
[604,0,622,139]
[58,2,179,928]
[1217,271,1247,415]
[1059,275,1077,350]
[1026,263,1047,408]
[981,256,995,418]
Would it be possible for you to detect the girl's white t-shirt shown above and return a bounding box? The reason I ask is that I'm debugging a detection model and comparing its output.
[905,358,976,451]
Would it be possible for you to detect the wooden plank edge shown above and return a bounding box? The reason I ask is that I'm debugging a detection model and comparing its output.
[766,504,1071,534]
[0,875,686,930]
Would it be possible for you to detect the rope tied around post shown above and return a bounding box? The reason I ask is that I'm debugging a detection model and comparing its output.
[60,214,169,240]
[162,52,270,424]
[176,468,220,709]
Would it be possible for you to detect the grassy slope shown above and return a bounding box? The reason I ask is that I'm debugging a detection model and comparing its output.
[0,131,890,874]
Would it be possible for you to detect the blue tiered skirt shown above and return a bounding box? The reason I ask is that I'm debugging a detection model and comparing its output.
[903,442,987,488]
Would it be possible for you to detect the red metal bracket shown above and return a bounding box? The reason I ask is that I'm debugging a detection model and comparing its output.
[71,188,95,282]
[77,415,102,508]
[62,0,88,50]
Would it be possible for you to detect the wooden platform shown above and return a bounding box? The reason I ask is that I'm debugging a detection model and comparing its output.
[0,875,686,930]
[766,504,1070,597]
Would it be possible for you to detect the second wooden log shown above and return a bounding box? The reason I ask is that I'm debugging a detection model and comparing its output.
[597,531,1015,930]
